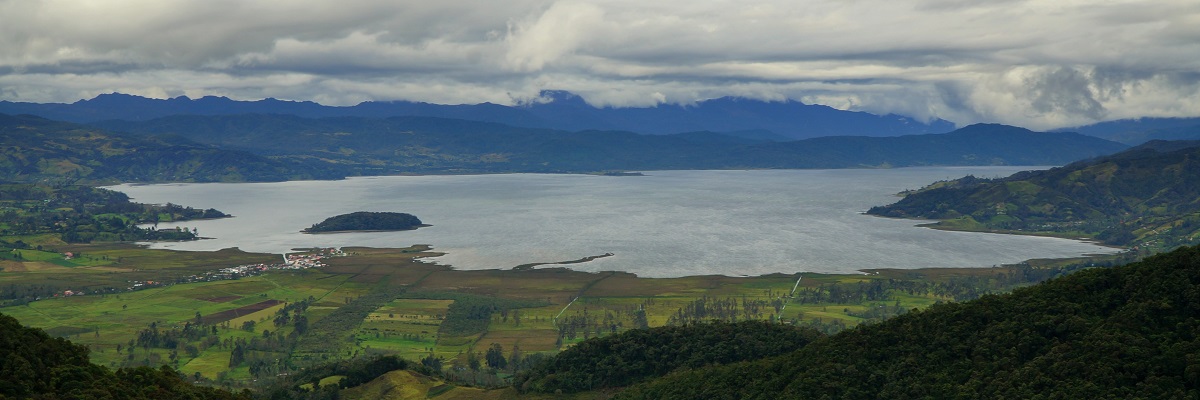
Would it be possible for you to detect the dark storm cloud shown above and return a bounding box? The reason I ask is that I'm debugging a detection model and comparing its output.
[1028,67,1107,121]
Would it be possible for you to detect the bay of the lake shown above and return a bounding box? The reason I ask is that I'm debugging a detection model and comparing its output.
[106,167,1115,278]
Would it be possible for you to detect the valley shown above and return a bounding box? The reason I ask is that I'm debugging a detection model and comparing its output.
[3,106,1197,398]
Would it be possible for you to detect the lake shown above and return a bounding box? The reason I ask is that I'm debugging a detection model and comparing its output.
[107,167,1115,278]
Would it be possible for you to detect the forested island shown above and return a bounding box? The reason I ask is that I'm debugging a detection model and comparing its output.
[302,211,425,233]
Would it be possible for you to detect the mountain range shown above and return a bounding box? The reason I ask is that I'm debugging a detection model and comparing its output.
[6,92,1199,145]
[1058,117,1200,145]
[93,114,1128,174]
[1,91,954,140]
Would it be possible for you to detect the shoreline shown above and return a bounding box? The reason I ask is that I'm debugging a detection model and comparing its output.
[913,221,1128,251]
[45,240,1127,280]
[512,252,616,271]
[108,165,1060,186]
[864,211,1127,250]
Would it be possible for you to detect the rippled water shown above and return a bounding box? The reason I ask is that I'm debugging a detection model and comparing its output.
[107,167,1115,277]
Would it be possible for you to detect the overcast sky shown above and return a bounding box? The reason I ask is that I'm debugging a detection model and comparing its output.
[1,0,1198,129]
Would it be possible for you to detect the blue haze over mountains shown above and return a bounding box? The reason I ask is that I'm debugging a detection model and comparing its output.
[3,90,1194,144]
[0,90,954,140]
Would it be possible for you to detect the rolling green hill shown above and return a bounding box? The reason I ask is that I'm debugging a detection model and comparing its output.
[613,245,1200,399]
[0,113,339,183]
[868,140,1200,251]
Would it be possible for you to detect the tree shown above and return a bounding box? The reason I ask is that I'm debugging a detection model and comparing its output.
[509,345,523,373]
[421,353,442,371]
[228,344,245,368]
[467,351,481,372]
[485,343,507,370]
[293,316,308,335]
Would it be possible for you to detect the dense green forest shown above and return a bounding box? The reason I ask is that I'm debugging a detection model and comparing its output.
[0,312,248,399]
[302,211,424,233]
[613,245,1200,399]
[869,140,1200,251]
[0,113,340,183]
[514,321,824,393]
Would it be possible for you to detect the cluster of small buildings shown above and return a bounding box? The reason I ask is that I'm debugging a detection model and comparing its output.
[282,247,345,269]
[175,248,347,283]
[124,280,166,292]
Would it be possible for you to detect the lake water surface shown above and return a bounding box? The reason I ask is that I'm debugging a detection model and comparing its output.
[107,168,1115,277]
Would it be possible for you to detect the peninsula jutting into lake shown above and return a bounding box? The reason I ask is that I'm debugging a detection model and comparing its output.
[302,211,426,233]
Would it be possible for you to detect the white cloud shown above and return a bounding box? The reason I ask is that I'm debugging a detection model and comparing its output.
[1,0,1198,129]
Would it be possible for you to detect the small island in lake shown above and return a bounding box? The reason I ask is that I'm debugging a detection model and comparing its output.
[302,211,427,233]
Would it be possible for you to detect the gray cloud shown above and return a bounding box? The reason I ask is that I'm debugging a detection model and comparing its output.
[1028,67,1107,121]
[1,0,1198,129]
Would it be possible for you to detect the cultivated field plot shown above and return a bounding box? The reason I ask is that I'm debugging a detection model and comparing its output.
[409,268,605,302]
[356,299,452,359]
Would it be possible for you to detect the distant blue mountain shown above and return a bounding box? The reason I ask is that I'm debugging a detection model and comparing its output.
[518,91,955,139]
[93,113,1127,174]
[1058,117,1200,145]
[0,91,954,139]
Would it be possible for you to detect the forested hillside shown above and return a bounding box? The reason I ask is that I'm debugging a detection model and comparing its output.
[0,312,247,399]
[0,183,224,245]
[615,245,1200,399]
[869,140,1200,251]
[0,113,338,183]
[514,321,824,393]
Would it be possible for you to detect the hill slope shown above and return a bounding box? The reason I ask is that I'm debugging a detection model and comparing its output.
[0,312,246,399]
[868,140,1200,250]
[514,321,824,394]
[0,113,338,183]
[729,123,1127,168]
[616,245,1200,399]
[94,115,1127,173]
